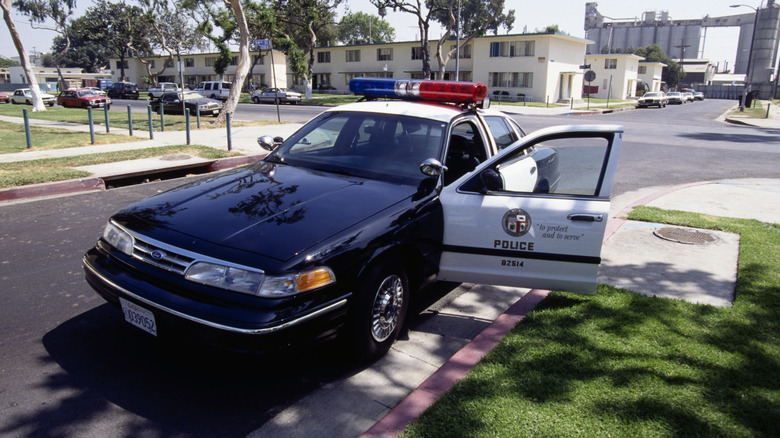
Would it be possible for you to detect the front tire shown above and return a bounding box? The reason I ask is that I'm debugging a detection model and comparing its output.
[252,96,260,104]
[348,258,410,362]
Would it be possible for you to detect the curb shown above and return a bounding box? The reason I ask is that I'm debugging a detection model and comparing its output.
[0,155,266,202]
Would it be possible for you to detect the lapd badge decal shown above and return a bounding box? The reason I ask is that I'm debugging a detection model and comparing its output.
[502,209,531,237]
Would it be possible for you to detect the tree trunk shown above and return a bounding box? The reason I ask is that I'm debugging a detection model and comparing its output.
[2,0,46,111]
[217,0,251,124]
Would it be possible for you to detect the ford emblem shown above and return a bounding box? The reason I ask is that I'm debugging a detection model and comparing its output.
[151,250,166,260]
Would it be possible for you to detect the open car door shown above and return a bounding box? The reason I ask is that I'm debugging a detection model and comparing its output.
[438,125,622,294]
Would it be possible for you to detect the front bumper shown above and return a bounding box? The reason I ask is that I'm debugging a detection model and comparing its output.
[83,247,350,352]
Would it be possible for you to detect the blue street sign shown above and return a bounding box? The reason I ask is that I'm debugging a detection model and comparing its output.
[253,39,271,50]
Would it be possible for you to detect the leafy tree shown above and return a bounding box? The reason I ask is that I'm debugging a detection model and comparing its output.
[50,13,115,72]
[337,11,394,45]
[0,56,20,67]
[370,0,450,79]
[429,0,513,80]
[431,0,513,36]
[265,0,341,99]
[635,44,685,90]
[538,24,562,34]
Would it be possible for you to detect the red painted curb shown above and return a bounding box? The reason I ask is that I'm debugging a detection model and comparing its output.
[361,289,550,438]
[0,177,105,201]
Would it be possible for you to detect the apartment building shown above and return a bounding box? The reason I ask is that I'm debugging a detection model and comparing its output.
[583,53,644,99]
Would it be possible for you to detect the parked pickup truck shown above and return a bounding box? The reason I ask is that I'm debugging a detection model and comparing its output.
[147,82,181,99]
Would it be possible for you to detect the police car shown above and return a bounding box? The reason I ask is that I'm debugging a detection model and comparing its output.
[83,78,622,361]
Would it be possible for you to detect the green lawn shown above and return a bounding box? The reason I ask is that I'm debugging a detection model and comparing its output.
[404,206,780,437]
[0,145,237,188]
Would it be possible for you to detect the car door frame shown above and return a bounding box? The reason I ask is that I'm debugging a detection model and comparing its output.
[437,124,622,294]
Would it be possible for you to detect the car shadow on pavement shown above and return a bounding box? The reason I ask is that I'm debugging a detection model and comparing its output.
[32,304,362,438]
[679,131,780,143]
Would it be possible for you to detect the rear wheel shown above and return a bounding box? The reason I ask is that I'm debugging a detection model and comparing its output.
[348,258,409,362]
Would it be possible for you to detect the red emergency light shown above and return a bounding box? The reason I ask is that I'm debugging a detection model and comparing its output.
[349,78,488,105]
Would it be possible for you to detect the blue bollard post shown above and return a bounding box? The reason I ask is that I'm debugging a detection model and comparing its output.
[104,105,110,133]
[185,108,191,145]
[147,106,154,140]
[196,106,201,129]
[88,107,96,144]
[127,105,133,136]
[160,104,165,132]
[23,109,32,149]
[226,112,232,151]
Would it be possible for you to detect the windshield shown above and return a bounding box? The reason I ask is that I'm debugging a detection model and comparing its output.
[268,111,447,185]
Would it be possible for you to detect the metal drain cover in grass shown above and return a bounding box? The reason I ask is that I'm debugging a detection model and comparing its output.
[653,227,719,245]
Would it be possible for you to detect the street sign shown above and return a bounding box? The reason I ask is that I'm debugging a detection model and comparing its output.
[579,64,591,69]
[584,70,596,82]
[253,39,271,50]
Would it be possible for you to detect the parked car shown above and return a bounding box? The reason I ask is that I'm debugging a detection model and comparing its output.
[10,88,56,106]
[252,87,302,104]
[683,92,695,103]
[0,92,9,103]
[636,92,667,108]
[149,91,223,117]
[667,92,685,104]
[147,82,181,100]
[57,88,112,109]
[84,87,108,96]
[83,78,622,362]
[194,81,232,101]
[694,92,705,101]
[108,82,140,100]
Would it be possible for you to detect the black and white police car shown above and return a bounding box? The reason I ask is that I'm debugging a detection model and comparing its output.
[83,78,622,361]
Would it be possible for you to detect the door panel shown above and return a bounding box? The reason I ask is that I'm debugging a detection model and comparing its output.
[439,125,622,294]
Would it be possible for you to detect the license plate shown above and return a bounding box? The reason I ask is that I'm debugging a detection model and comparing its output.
[120,298,157,336]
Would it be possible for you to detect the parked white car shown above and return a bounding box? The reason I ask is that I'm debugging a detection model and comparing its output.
[10,88,56,106]
[194,81,232,101]
[251,87,302,104]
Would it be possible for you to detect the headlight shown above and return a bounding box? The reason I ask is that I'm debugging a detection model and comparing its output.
[103,222,134,256]
[185,262,264,295]
[185,263,335,297]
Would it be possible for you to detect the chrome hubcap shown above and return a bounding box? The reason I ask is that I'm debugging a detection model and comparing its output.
[370,274,404,342]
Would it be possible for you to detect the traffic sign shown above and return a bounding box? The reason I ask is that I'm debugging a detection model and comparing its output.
[253,39,271,50]
[579,64,591,69]
[584,70,596,82]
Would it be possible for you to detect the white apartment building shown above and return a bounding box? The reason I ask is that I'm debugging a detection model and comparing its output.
[305,32,591,103]
[109,50,289,90]
[109,32,596,102]
[638,61,666,92]
[583,54,644,99]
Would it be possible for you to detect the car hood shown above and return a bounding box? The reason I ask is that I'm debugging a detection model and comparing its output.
[117,162,418,262]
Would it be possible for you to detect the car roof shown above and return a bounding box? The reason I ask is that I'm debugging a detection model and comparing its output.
[324,100,508,124]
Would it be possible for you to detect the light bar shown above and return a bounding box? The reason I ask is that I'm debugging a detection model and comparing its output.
[349,78,488,104]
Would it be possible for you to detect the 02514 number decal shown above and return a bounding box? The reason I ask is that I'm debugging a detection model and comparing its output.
[501,259,524,268]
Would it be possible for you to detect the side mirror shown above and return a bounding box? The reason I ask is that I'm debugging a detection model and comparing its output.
[481,168,503,191]
[420,158,448,177]
[257,135,277,151]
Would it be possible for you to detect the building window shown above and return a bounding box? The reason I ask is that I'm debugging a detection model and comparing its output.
[410,72,426,80]
[229,57,238,66]
[411,46,423,60]
[377,48,393,61]
[149,60,156,68]
[317,51,331,63]
[116,60,128,69]
[605,59,617,69]
[165,58,174,68]
[490,41,534,57]
[185,58,195,68]
[346,50,360,63]
[205,57,217,67]
[638,65,647,74]
[489,72,533,88]
[450,44,472,59]
[252,55,265,65]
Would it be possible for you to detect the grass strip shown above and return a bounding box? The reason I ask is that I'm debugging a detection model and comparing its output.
[0,120,144,154]
[0,145,237,188]
[404,206,780,437]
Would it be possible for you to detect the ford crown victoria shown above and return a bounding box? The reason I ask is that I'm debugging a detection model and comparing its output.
[83,78,621,362]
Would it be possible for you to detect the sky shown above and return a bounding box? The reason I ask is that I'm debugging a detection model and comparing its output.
[0,0,754,70]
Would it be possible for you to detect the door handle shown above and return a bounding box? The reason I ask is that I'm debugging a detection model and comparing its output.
[567,213,603,222]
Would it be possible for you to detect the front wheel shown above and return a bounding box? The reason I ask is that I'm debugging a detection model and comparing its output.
[348,258,409,362]
[252,96,260,104]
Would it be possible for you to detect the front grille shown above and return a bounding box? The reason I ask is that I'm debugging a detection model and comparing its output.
[132,237,195,275]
